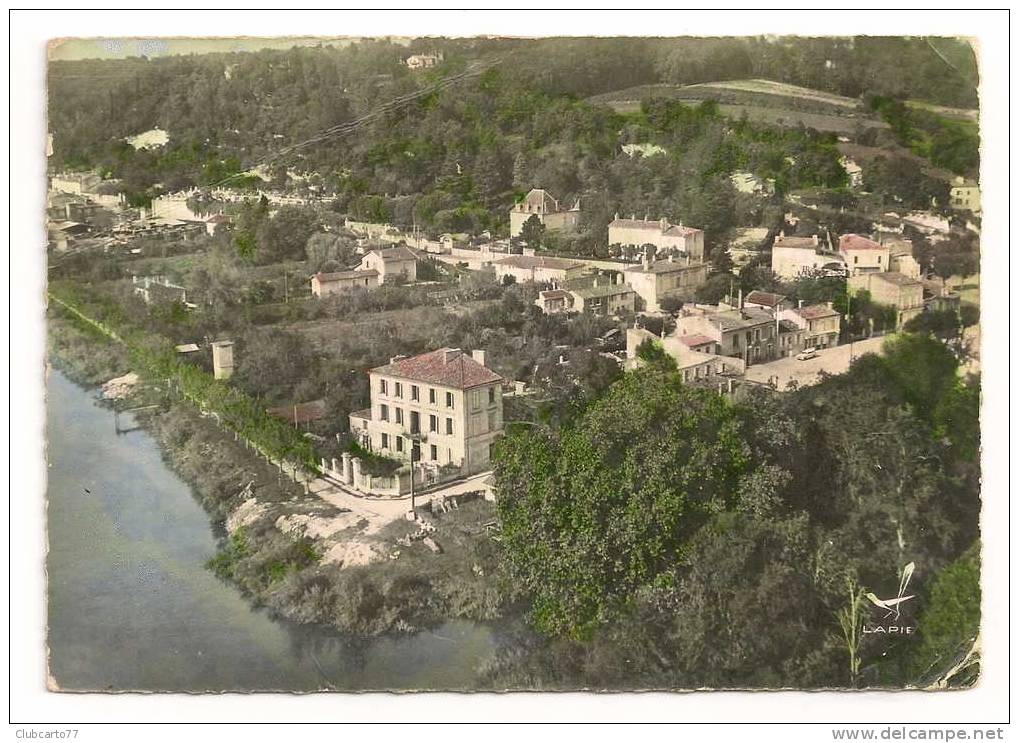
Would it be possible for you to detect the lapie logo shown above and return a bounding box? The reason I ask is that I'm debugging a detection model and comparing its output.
[863,562,917,635]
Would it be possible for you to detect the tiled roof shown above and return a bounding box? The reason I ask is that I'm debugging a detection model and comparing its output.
[610,218,701,237]
[679,334,716,348]
[371,348,503,390]
[513,188,563,213]
[796,304,840,320]
[315,269,377,281]
[872,271,922,287]
[571,283,635,300]
[710,307,774,331]
[624,258,705,274]
[494,255,585,271]
[773,235,819,250]
[539,289,571,300]
[368,245,418,262]
[839,233,885,251]
[745,290,786,307]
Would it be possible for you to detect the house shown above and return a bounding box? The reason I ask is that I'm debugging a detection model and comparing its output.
[50,171,102,195]
[491,254,588,284]
[203,213,232,236]
[949,176,980,213]
[838,234,890,276]
[840,157,864,189]
[880,236,923,279]
[778,303,841,351]
[730,171,774,195]
[674,306,779,365]
[625,327,746,383]
[358,246,418,284]
[771,233,845,279]
[623,254,708,313]
[406,52,443,70]
[534,288,572,315]
[310,269,379,297]
[509,189,581,238]
[849,271,925,328]
[565,274,637,316]
[349,348,504,476]
[744,290,792,313]
[132,275,188,305]
[607,216,705,262]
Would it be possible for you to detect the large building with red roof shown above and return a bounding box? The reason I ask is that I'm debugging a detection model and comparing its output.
[608,215,705,262]
[349,348,504,476]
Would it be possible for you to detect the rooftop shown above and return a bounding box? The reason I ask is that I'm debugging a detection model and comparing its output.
[571,282,635,300]
[314,269,378,282]
[871,271,923,287]
[839,233,885,252]
[494,254,585,271]
[367,245,419,262]
[371,348,503,390]
[773,234,819,250]
[624,258,704,275]
[745,290,787,308]
[609,217,701,237]
[796,304,840,320]
[513,188,576,214]
[679,333,716,348]
[709,307,775,331]
[539,289,571,301]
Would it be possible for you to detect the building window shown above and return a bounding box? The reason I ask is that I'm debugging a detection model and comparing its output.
[430,444,438,461]
[396,437,404,453]
[471,390,481,411]
[445,391,454,408]
[488,410,497,431]
[429,388,436,404]
[395,407,403,425]
[429,414,438,433]
[394,382,403,398]
[411,385,419,401]
[854,256,859,264]
[381,433,389,449]
[380,404,389,422]
[445,417,453,435]
[488,387,496,405]
[379,379,387,395]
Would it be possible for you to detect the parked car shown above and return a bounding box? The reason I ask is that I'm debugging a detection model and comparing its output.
[796,348,819,361]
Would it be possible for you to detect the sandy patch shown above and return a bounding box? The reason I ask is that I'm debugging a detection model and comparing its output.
[227,497,268,534]
[101,372,139,400]
[321,540,386,568]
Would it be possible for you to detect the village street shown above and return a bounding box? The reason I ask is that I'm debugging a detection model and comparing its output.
[742,335,887,390]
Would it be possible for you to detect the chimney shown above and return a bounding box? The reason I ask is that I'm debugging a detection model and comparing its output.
[826,301,834,309]
[812,234,819,246]
[643,247,652,270]
[660,217,668,231]
[779,230,785,238]
[443,348,461,364]
[738,288,743,309]
[389,354,407,364]
[471,349,487,366]
[798,300,804,309]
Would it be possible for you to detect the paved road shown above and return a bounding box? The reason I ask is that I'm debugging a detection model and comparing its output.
[743,336,887,390]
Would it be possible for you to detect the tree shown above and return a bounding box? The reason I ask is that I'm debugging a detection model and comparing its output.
[494,363,753,637]
[519,214,546,251]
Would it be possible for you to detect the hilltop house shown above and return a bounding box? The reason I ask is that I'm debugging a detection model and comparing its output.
[608,216,705,262]
[771,233,845,279]
[949,176,980,213]
[311,269,379,297]
[509,189,581,238]
[849,271,924,328]
[534,288,573,315]
[358,246,418,284]
[778,303,842,351]
[492,254,588,284]
[838,234,890,276]
[406,52,444,70]
[744,290,792,313]
[840,157,864,189]
[623,253,708,313]
[349,348,504,476]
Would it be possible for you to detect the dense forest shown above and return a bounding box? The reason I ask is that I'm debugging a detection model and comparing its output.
[49,36,978,241]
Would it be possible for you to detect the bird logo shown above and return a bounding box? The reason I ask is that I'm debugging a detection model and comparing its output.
[865,562,916,621]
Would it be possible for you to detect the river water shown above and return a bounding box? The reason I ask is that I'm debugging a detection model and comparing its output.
[45,368,498,692]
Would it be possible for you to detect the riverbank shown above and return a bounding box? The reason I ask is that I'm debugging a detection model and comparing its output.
[47,307,516,637]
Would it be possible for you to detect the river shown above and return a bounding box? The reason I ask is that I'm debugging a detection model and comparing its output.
[45,368,498,692]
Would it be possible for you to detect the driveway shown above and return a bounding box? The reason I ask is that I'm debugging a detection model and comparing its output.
[743,336,887,390]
